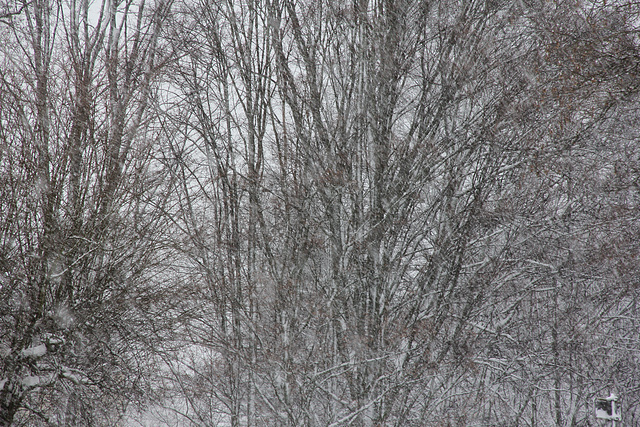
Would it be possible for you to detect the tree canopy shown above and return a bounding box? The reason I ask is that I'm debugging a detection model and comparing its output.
[1,0,639,425]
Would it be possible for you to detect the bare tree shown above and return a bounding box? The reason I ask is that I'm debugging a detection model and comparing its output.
[156,0,562,425]
[469,2,640,425]
[130,0,639,425]
[0,0,174,424]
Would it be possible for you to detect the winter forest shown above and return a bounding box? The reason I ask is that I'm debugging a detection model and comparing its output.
[1,0,639,425]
